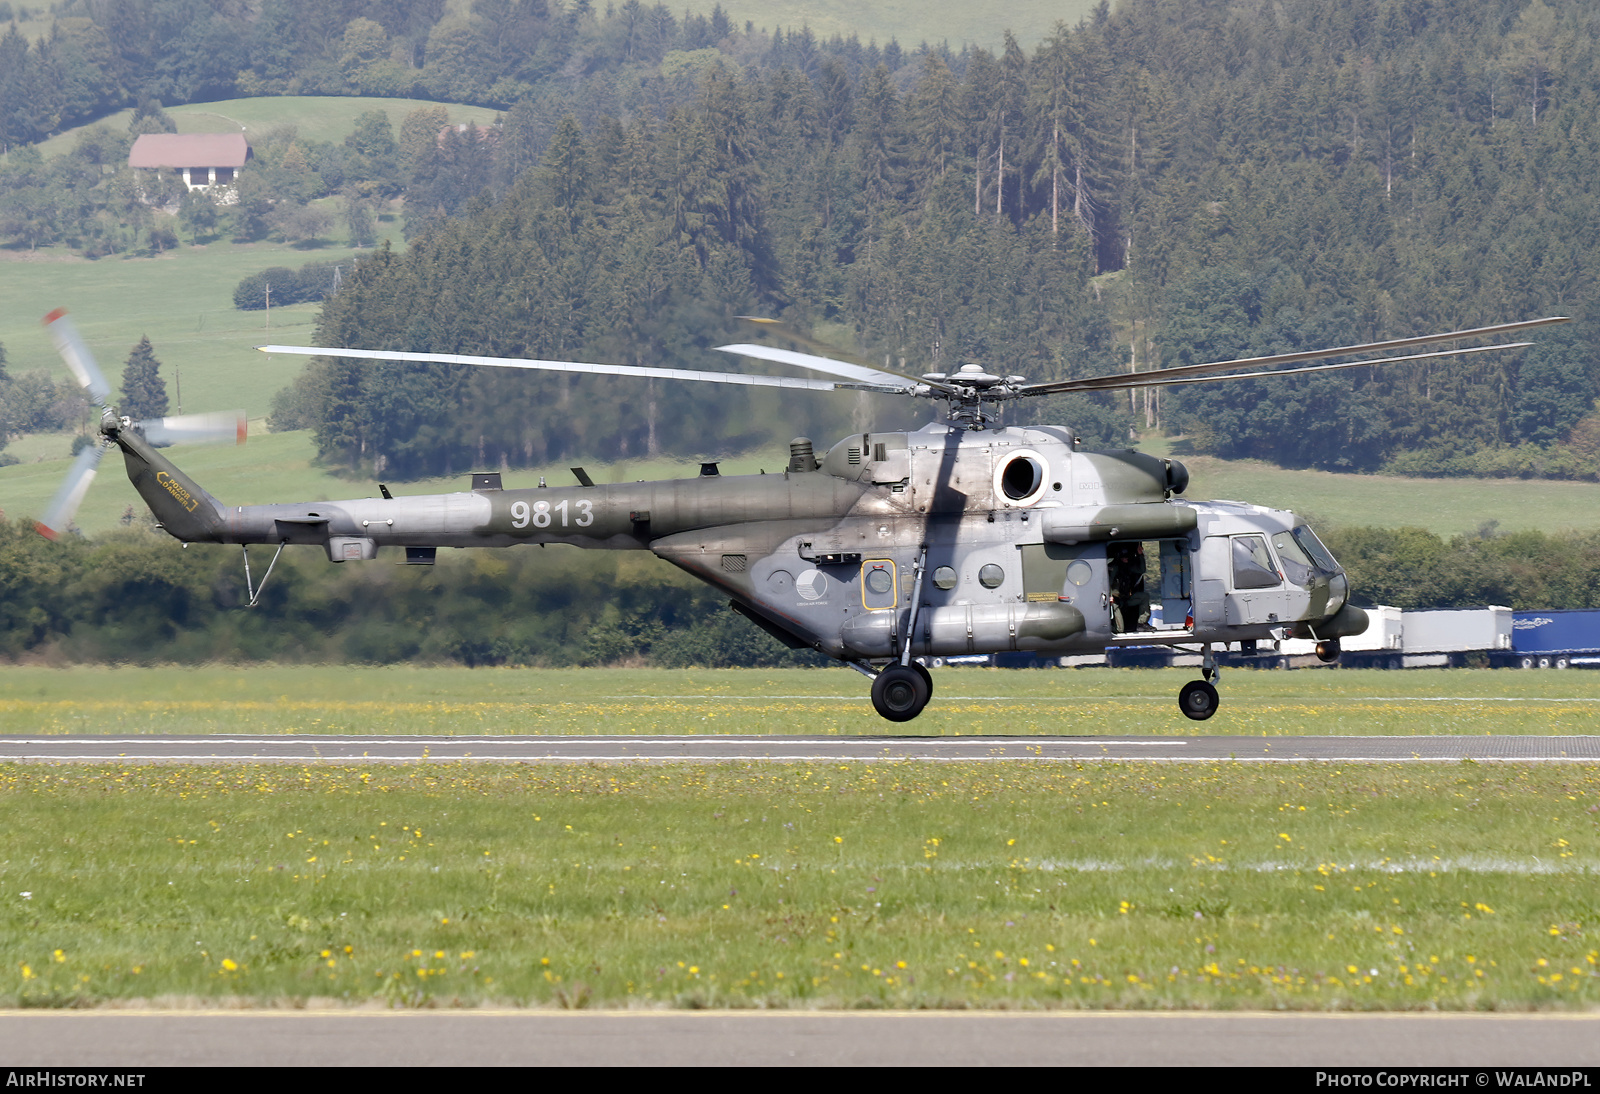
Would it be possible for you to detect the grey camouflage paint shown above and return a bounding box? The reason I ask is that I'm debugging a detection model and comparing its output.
[114,419,1364,665]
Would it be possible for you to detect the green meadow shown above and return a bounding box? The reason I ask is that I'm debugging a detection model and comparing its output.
[1,665,1597,738]
[1,760,1595,1009]
[0,231,403,421]
[1139,438,1600,538]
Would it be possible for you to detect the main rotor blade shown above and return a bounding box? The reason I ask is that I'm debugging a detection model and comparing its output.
[1023,317,1570,396]
[716,343,930,391]
[42,309,111,406]
[34,439,107,541]
[732,317,941,389]
[136,410,247,447]
[255,346,902,394]
[1037,342,1533,395]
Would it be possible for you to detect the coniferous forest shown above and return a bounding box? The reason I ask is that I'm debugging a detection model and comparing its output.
[254,0,1600,480]
[7,0,1600,664]
[4,1,1600,477]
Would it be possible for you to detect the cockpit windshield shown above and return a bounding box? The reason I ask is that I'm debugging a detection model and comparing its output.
[1291,524,1341,575]
[1270,530,1317,587]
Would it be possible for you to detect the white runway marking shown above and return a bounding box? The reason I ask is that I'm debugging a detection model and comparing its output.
[2,733,1597,762]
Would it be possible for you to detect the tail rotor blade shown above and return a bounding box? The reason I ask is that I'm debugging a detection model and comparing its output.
[136,410,247,447]
[42,309,112,407]
[34,440,107,541]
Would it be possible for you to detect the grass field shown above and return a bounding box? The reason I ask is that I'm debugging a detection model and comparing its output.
[1,760,1595,1008]
[0,232,403,424]
[1137,436,1600,538]
[34,97,502,160]
[1,665,1597,738]
[1178,457,1600,538]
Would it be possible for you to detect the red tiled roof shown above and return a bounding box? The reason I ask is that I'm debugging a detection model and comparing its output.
[128,133,251,169]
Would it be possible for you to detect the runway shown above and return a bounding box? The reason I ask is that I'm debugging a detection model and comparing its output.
[3,1009,1600,1066]
[0,733,1597,762]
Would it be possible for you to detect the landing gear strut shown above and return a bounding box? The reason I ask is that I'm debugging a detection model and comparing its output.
[872,663,931,722]
[1178,643,1221,721]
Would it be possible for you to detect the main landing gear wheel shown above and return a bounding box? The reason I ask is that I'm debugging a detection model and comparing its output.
[872,664,931,722]
[1315,639,1342,663]
[910,660,933,698]
[1178,680,1220,721]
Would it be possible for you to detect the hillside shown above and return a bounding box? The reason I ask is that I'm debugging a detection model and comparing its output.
[8,2,1600,496]
[255,0,1600,484]
[0,223,402,419]
[32,96,501,160]
[704,1,1097,51]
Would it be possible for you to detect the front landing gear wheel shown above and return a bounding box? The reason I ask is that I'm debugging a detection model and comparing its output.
[1179,680,1220,721]
[872,664,931,722]
[1315,639,1341,663]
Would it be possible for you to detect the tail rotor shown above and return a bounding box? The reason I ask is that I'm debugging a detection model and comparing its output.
[34,437,110,541]
[33,309,246,539]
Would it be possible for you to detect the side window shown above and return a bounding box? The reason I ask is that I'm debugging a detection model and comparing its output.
[861,559,898,610]
[1231,535,1281,590]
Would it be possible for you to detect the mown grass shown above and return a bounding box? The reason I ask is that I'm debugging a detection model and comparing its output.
[1,761,1595,1009]
[1,665,1597,737]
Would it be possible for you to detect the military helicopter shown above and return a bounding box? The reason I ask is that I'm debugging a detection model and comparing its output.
[34,309,1567,723]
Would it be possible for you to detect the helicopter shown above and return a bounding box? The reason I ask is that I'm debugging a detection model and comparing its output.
[33,309,1568,723]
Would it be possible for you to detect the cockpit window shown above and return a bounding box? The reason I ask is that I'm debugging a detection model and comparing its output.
[1292,524,1340,574]
[1271,530,1316,587]
[1231,535,1281,589]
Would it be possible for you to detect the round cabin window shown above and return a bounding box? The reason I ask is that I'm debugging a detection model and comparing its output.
[979,564,1005,589]
[932,565,958,590]
[1066,559,1093,586]
[865,566,894,595]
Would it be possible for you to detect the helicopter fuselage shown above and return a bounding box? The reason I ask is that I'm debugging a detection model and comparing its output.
[41,308,1560,723]
[120,420,1367,669]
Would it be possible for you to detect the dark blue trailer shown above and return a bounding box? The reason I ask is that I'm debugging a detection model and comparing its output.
[1499,610,1600,669]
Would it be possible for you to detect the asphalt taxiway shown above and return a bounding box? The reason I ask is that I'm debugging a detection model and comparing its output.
[4,1010,1600,1066]
[0,732,1596,762]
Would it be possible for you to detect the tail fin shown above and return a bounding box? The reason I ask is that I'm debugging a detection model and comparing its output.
[115,427,228,542]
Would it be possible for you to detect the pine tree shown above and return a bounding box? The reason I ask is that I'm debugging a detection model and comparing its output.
[120,337,168,421]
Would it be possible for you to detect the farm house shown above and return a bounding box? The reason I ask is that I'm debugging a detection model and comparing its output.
[127,133,251,197]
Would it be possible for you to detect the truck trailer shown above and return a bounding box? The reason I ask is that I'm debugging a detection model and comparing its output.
[1494,609,1600,669]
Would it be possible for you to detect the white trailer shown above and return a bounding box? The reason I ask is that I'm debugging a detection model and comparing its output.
[1396,606,1512,667]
